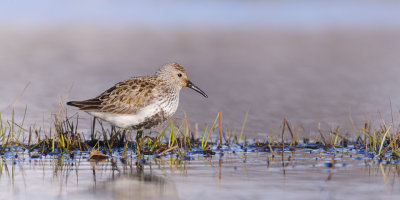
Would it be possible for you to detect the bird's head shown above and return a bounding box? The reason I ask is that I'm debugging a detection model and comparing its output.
[156,62,208,98]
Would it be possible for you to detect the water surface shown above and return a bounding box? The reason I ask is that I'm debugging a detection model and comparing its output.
[1,150,399,200]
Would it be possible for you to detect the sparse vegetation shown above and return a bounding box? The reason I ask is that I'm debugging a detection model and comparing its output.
[0,103,399,161]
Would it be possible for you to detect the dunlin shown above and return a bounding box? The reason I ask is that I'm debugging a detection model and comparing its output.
[67,62,207,130]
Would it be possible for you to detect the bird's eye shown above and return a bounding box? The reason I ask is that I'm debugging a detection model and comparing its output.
[178,73,182,77]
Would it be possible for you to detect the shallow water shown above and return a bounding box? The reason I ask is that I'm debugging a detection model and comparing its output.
[1,149,399,200]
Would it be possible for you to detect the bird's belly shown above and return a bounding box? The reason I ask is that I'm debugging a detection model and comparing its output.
[87,103,174,129]
[87,111,145,129]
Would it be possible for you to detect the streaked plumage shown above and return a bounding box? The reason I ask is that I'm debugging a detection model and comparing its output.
[67,62,207,129]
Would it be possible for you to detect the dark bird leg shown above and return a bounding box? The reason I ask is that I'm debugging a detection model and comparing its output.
[136,129,143,143]
[111,125,116,135]
[136,129,144,154]
[90,117,97,143]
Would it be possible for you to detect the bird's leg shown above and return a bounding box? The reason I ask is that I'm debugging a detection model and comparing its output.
[90,117,97,142]
[136,129,144,154]
[120,128,131,156]
[136,129,143,143]
[111,125,116,136]
[120,128,127,147]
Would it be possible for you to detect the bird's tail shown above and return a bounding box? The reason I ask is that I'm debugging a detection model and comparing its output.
[66,101,80,107]
[66,99,102,111]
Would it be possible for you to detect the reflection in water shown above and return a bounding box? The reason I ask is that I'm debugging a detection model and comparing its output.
[94,158,178,200]
[0,151,399,200]
[98,158,177,200]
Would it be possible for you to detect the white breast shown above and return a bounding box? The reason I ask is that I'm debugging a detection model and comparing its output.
[159,94,179,117]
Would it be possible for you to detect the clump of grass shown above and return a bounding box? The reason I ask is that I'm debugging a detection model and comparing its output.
[356,121,400,159]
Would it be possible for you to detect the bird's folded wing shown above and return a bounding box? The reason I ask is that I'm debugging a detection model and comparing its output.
[67,77,159,114]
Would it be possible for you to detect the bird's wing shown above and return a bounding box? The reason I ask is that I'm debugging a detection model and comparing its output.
[67,76,160,114]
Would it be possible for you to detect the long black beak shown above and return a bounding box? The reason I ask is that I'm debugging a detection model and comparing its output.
[187,80,208,98]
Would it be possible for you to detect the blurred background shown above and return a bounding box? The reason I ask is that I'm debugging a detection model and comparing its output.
[1,0,400,138]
